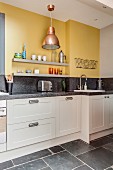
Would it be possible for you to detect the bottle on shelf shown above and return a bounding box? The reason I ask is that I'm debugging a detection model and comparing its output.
[22,44,26,59]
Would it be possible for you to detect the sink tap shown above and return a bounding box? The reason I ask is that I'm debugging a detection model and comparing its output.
[80,74,87,90]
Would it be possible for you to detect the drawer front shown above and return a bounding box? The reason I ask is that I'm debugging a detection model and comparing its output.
[0,100,6,107]
[7,118,55,150]
[7,97,56,124]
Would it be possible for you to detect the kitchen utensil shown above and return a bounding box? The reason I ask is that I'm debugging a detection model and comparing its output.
[31,55,36,60]
[26,70,32,73]
[14,53,22,59]
[51,50,57,62]
[34,69,39,74]
[38,80,52,91]
[97,78,104,90]
[42,56,47,61]
[59,50,65,63]
[61,80,66,91]
[37,55,42,61]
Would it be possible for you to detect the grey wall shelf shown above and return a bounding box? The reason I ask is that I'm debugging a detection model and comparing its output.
[12,58,69,66]
[13,73,69,77]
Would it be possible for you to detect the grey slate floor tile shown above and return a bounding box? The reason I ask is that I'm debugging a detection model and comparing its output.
[22,159,47,170]
[74,165,92,170]
[8,166,24,170]
[0,160,13,170]
[42,167,52,170]
[8,159,47,170]
[3,136,113,170]
[90,136,113,148]
[77,147,113,170]
[44,150,83,170]
[12,149,51,165]
[61,140,94,156]
[103,142,113,152]
[49,145,65,153]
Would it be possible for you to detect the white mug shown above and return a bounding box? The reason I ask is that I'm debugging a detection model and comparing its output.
[42,55,47,61]
[31,55,36,60]
[34,69,39,74]
[38,55,42,61]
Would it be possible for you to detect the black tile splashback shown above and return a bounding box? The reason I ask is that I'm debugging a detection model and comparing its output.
[65,77,79,91]
[12,76,99,94]
[12,76,38,94]
[65,77,98,91]
[0,75,7,92]
[102,78,113,91]
[12,76,66,94]
[1,75,113,94]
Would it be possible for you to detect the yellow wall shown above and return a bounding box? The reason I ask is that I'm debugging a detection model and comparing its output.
[66,20,100,77]
[0,2,66,75]
[0,2,100,77]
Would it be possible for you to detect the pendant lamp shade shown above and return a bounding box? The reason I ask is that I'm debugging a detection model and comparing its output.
[42,5,60,50]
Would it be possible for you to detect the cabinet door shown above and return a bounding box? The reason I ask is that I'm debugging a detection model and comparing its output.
[89,95,106,134]
[7,118,55,150]
[108,95,113,128]
[56,96,81,137]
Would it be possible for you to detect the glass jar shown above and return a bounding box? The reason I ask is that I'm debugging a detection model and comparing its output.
[51,50,57,62]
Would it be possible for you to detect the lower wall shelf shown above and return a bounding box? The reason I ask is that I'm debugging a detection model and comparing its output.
[13,73,69,77]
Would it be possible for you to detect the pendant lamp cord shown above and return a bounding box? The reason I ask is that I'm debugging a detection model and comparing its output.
[50,11,52,27]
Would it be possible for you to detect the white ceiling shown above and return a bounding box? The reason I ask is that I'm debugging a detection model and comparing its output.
[1,0,113,29]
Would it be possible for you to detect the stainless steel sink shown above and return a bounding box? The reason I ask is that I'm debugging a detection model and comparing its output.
[0,92,9,95]
[74,89,105,92]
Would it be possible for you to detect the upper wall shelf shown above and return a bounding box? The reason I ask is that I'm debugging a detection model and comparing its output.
[12,58,69,66]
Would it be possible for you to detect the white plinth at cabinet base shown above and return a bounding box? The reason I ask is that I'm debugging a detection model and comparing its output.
[0,131,80,163]
[90,128,113,141]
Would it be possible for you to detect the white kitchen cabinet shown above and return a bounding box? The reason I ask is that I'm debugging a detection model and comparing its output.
[7,97,56,150]
[89,95,106,134]
[81,94,113,143]
[56,95,81,137]
[106,95,113,128]
[89,94,113,134]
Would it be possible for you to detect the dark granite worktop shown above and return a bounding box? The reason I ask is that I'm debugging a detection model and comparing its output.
[0,90,113,100]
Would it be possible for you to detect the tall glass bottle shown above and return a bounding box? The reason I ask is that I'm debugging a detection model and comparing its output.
[22,44,26,59]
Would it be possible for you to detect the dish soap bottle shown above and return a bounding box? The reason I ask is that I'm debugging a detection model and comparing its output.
[22,44,26,59]
[84,81,87,90]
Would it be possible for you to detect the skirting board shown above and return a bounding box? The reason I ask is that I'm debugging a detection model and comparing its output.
[90,128,113,141]
[0,132,80,163]
[0,128,113,163]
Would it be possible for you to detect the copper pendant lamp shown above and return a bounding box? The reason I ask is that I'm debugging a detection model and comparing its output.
[42,5,60,50]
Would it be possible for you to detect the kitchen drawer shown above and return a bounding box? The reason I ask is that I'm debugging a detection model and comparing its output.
[0,100,6,107]
[7,118,55,150]
[7,97,56,124]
